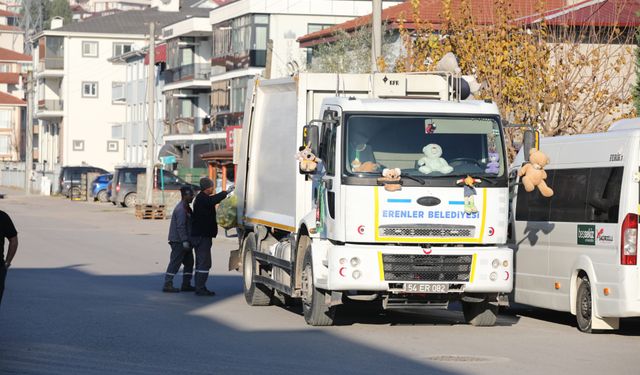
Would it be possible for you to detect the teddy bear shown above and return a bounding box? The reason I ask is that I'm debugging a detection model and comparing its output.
[352,161,380,173]
[518,148,554,197]
[296,144,318,173]
[417,144,454,174]
[377,168,402,192]
[485,152,500,174]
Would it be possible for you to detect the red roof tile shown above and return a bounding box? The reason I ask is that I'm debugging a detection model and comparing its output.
[0,9,19,18]
[0,24,20,32]
[519,0,640,27]
[298,0,632,47]
[0,91,25,106]
[0,47,30,62]
[0,72,19,84]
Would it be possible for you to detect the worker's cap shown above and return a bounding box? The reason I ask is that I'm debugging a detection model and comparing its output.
[199,177,214,190]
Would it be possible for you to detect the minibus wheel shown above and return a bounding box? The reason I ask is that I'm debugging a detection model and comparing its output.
[576,277,592,333]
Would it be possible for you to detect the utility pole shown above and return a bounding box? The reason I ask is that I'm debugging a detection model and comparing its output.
[371,0,382,73]
[145,22,155,205]
[25,68,33,195]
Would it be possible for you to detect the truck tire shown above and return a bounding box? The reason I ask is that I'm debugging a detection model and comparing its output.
[124,193,137,208]
[576,277,592,333]
[242,235,272,306]
[301,249,335,326]
[462,295,498,326]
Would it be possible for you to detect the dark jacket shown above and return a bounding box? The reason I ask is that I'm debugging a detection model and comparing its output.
[191,191,228,238]
[168,201,192,243]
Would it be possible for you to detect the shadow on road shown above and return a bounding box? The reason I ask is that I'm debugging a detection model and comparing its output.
[0,266,463,375]
[504,304,640,336]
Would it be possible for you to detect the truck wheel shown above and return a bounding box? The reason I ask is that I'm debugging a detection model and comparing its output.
[576,277,592,333]
[242,235,272,306]
[462,295,498,326]
[301,249,335,326]
[97,190,108,203]
[124,193,137,208]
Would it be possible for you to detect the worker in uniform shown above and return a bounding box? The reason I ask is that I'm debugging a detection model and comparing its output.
[163,186,196,293]
[191,177,231,296]
[0,209,18,308]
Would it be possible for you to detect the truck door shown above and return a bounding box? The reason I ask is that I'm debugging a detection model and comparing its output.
[318,107,341,240]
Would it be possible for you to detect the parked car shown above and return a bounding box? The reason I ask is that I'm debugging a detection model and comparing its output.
[91,173,113,202]
[111,167,198,208]
[59,166,108,197]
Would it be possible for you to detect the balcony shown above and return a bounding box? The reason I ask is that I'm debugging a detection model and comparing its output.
[164,63,210,89]
[37,58,64,77]
[163,117,208,135]
[36,100,64,119]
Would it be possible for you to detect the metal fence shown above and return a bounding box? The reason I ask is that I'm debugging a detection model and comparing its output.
[0,162,60,195]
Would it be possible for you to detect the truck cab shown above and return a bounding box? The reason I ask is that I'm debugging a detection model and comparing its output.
[235,73,519,326]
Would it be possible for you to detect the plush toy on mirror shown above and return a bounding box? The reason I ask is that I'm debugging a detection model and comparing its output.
[518,148,554,197]
[296,144,318,173]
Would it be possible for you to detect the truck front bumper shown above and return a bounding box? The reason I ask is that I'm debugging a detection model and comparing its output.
[325,244,513,293]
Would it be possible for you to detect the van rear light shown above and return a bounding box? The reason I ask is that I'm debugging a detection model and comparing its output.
[116,182,121,193]
[621,213,637,265]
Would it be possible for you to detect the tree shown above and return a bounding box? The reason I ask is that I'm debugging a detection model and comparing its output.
[45,0,73,30]
[395,0,635,155]
[633,27,640,114]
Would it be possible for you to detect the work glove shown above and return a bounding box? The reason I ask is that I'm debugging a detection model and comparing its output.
[182,241,191,250]
[226,186,235,194]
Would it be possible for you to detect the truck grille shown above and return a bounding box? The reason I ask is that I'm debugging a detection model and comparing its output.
[379,224,475,238]
[381,254,473,282]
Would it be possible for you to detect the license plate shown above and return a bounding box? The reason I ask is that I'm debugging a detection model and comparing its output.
[404,283,449,293]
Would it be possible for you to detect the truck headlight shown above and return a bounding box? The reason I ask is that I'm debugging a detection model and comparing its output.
[490,272,498,281]
[350,257,360,267]
[492,259,500,269]
[352,270,362,279]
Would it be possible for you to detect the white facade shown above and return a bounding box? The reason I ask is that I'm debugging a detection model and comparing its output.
[34,31,147,171]
[111,50,165,165]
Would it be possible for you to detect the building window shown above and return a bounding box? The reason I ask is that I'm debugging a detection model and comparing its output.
[0,109,11,128]
[107,140,119,152]
[112,82,125,103]
[113,43,132,57]
[0,134,10,154]
[306,24,333,65]
[72,140,85,151]
[82,41,98,57]
[82,82,98,98]
[212,14,269,69]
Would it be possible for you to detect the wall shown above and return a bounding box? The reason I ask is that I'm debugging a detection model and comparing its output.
[0,32,24,53]
[63,35,145,170]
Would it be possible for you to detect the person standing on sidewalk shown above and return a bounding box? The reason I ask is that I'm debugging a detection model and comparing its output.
[1,209,18,307]
[191,177,231,296]
[163,186,196,293]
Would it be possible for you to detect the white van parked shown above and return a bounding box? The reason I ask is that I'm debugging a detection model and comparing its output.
[510,118,640,332]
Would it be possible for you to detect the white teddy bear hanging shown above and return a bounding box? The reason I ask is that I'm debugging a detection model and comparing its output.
[417,144,453,174]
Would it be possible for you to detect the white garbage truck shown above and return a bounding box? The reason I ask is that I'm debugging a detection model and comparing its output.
[233,72,530,326]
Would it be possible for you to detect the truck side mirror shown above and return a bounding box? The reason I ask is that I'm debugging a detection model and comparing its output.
[298,125,320,175]
[523,130,539,161]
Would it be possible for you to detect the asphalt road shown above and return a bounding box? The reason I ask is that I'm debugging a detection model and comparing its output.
[0,189,638,375]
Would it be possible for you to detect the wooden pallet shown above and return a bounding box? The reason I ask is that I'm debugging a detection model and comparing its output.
[135,204,166,220]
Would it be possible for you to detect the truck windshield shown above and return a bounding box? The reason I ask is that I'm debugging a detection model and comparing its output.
[345,114,506,179]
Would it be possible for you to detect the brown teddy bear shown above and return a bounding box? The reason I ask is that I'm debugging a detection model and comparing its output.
[352,160,380,173]
[518,148,554,197]
[377,168,402,192]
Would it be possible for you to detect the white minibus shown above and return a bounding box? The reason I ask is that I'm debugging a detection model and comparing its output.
[510,119,640,332]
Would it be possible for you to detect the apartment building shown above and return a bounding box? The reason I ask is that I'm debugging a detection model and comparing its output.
[0,47,29,162]
[33,0,213,172]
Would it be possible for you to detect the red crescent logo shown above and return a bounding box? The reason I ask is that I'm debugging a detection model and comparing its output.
[357,225,365,235]
[423,248,432,255]
[504,271,510,281]
[488,227,495,236]
[339,267,346,277]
